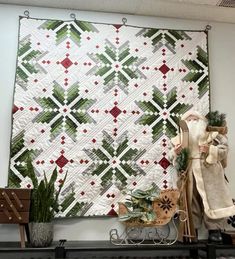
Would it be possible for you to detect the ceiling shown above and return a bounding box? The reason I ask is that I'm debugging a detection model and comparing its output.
[1,0,235,23]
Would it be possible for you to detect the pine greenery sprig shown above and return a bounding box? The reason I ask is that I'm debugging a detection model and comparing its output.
[206,110,226,127]
[175,148,190,173]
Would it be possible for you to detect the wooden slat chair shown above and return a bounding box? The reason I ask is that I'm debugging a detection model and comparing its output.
[0,188,31,248]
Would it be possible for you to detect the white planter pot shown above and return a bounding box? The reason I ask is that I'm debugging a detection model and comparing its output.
[29,222,53,247]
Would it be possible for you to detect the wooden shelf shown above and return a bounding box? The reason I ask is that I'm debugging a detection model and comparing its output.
[0,240,235,258]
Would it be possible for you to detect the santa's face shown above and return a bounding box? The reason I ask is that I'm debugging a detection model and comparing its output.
[185,115,199,122]
[185,115,207,144]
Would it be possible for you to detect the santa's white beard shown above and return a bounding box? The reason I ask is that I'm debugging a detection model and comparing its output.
[186,119,207,145]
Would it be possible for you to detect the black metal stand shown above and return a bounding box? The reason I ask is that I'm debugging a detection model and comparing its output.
[189,247,199,259]
[207,243,216,258]
[55,239,66,259]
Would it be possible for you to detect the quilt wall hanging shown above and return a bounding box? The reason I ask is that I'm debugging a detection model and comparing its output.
[9,17,210,217]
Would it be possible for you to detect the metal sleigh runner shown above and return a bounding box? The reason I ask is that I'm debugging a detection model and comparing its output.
[110,188,188,246]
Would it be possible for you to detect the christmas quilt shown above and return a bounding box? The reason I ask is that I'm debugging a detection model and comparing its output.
[9,17,210,217]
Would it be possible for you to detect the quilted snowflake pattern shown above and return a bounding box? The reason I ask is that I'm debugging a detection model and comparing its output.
[9,17,210,217]
[83,131,146,188]
[34,82,96,141]
[87,40,146,93]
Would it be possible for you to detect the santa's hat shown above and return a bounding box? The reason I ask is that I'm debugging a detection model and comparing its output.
[181,110,207,121]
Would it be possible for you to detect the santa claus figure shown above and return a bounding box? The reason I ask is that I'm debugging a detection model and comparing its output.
[170,110,235,243]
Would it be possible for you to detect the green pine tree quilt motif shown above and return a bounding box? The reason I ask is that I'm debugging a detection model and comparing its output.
[9,17,210,217]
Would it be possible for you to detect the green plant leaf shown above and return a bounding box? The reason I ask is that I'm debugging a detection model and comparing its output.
[26,161,67,222]
[118,184,160,223]
[206,110,226,127]
[119,215,132,221]
[175,148,190,172]
[27,155,38,188]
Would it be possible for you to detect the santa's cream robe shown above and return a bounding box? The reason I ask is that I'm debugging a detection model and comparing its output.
[170,131,235,220]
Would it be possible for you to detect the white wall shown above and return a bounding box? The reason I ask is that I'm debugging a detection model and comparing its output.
[0,3,235,242]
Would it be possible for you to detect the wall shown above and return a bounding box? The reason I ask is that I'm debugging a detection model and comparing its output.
[0,3,235,242]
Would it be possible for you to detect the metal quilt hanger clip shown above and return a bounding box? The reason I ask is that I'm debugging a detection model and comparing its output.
[205,24,212,31]
[122,17,127,26]
[70,13,76,20]
[24,10,30,18]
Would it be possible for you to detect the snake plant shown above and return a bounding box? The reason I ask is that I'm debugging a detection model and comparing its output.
[27,156,67,222]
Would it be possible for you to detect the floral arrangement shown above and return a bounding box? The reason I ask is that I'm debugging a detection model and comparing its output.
[119,184,161,223]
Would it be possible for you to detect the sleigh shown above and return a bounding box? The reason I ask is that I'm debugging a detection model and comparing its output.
[110,189,187,246]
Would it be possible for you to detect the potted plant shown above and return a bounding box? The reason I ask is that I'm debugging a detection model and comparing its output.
[26,156,67,247]
[206,110,227,134]
[118,184,180,231]
[118,185,161,224]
